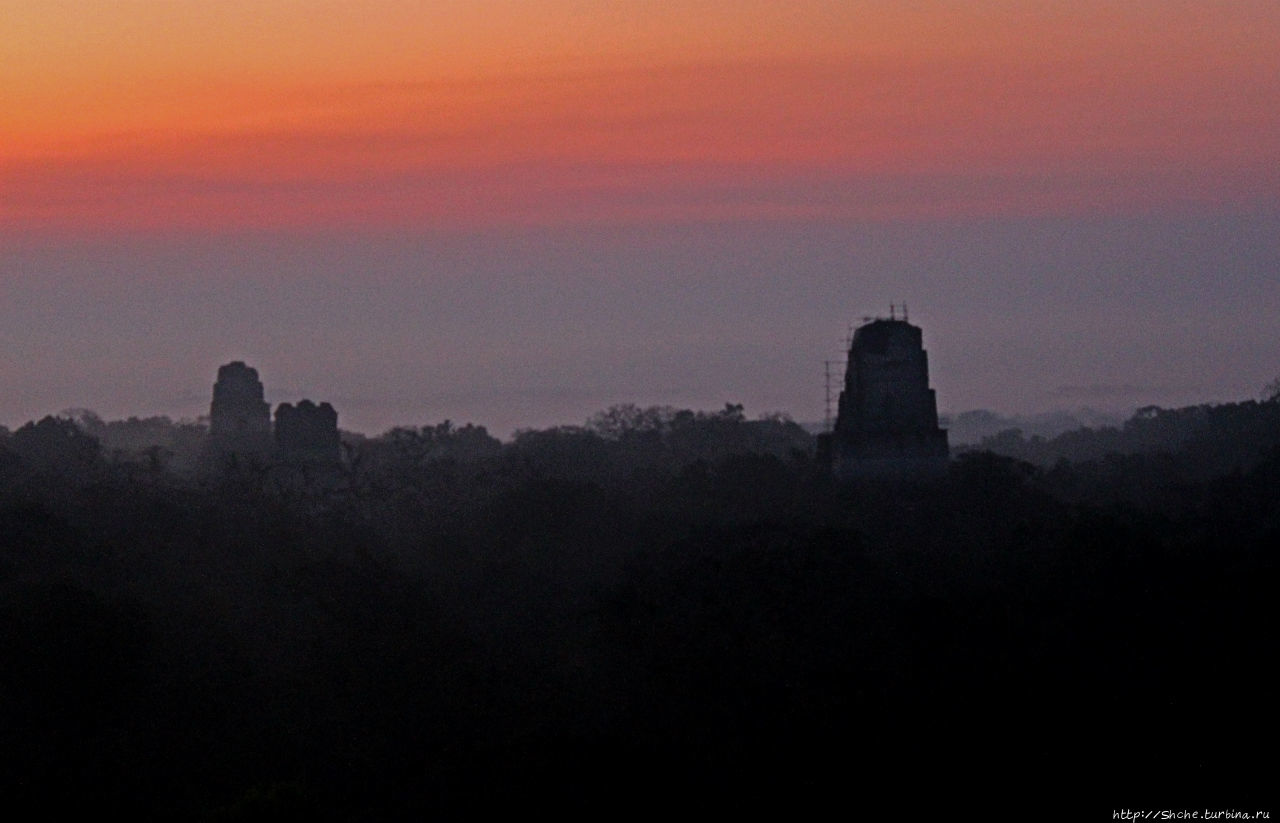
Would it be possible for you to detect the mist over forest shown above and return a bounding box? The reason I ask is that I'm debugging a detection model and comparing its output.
[2,389,1276,818]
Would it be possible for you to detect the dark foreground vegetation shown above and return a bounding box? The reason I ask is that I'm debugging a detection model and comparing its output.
[1,401,1276,818]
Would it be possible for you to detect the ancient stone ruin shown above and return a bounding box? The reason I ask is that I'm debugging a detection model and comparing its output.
[207,361,273,460]
[274,400,340,465]
[203,361,340,469]
[827,314,949,478]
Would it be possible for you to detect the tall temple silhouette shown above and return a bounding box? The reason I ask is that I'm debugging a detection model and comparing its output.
[207,361,273,459]
[827,310,949,477]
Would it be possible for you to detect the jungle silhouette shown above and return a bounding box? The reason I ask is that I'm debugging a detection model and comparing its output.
[1,393,1276,818]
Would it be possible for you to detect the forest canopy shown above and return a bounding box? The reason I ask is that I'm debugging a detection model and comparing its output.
[1,397,1275,817]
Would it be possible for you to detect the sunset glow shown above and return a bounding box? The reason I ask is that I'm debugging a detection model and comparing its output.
[6,1,1278,230]
[3,2,1279,436]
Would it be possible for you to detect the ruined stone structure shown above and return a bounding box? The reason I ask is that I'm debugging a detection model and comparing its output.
[828,315,949,477]
[274,400,340,465]
[203,361,342,470]
[207,361,273,459]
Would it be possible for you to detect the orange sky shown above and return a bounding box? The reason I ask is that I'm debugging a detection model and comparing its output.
[4,0,1279,230]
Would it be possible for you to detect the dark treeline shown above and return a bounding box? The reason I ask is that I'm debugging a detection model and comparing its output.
[0,401,1274,817]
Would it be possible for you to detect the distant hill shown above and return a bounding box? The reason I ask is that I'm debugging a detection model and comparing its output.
[940,408,1128,446]
[962,398,1280,478]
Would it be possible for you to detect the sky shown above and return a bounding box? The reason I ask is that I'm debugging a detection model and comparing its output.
[3,1,1278,436]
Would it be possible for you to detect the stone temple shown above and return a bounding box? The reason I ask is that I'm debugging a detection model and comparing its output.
[275,400,340,465]
[827,314,949,477]
[208,361,273,459]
